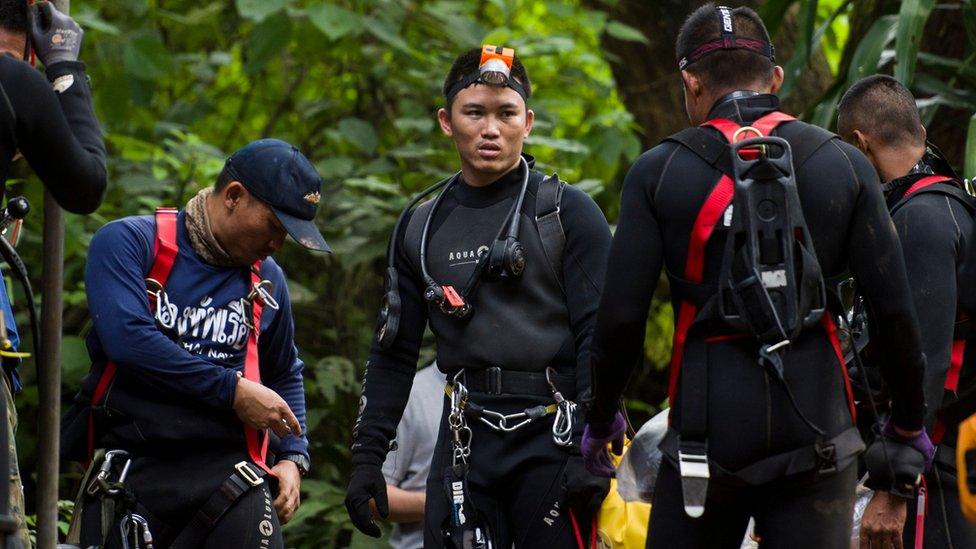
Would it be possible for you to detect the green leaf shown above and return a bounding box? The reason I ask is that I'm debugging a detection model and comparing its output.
[337,118,378,154]
[966,114,976,181]
[245,12,292,75]
[236,0,287,22]
[307,4,363,41]
[893,0,936,85]
[758,0,798,38]
[122,35,173,81]
[605,21,648,44]
[846,15,898,82]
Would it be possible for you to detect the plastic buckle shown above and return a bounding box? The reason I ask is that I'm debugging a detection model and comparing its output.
[234,461,264,487]
[815,442,838,476]
[678,441,710,518]
[485,367,502,395]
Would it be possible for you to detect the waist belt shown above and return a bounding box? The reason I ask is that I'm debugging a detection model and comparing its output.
[662,426,864,487]
[458,366,576,399]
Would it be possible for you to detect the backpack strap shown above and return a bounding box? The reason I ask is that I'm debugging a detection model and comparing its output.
[665,128,734,177]
[535,174,566,293]
[891,178,976,216]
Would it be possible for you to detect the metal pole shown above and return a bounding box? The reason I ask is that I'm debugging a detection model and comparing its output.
[37,1,71,545]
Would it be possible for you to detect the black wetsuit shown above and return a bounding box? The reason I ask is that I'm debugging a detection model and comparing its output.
[353,156,612,547]
[589,93,926,548]
[0,54,106,213]
[882,165,976,548]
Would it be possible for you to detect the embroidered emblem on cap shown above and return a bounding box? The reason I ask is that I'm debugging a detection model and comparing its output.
[304,192,321,204]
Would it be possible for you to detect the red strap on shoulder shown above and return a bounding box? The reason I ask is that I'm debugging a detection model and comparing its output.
[701,111,797,144]
[147,207,179,291]
[244,261,274,475]
[903,175,953,199]
[88,207,181,461]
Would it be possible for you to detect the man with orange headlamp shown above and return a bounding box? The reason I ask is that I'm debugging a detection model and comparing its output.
[346,46,613,547]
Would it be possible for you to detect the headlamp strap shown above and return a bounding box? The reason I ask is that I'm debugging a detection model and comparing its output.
[677,5,775,71]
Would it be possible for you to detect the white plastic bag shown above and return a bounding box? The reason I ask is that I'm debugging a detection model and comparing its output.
[616,408,669,503]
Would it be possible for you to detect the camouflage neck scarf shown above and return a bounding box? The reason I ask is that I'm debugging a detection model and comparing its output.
[184,187,239,267]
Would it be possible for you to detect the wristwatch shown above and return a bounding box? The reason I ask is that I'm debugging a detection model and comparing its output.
[278,453,310,477]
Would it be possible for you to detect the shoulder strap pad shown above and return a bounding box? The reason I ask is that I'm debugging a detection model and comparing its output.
[784,123,837,171]
[891,182,976,216]
[535,174,566,292]
[664,128,734,177]
[148,207,179,287]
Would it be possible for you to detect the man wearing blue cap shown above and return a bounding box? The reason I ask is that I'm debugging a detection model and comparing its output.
[62,139,327,548]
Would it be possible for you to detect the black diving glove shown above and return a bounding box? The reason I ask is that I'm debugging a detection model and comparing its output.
[863,438,925,499]
[344,465,389,538]
[562,455,610,519]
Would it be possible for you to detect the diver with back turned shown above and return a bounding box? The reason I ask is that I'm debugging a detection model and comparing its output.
[581,5,931,548]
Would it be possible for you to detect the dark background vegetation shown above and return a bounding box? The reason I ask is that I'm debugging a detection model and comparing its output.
[6,0,976,546]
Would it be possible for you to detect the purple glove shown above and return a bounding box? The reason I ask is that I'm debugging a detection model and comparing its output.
[581,412,626,478]
[883,421,936,471]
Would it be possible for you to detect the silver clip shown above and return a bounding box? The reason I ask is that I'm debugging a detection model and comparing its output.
[678,448,710,518]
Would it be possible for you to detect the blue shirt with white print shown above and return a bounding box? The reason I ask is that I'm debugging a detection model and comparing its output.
[84,210,308,459]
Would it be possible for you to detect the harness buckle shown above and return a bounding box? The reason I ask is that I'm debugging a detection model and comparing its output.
[234,461,264,487]
[485,367,502,395]
[815,441,838,476]
[678,441,710,518]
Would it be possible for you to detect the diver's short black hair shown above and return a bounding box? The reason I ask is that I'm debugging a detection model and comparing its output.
[837,75,925,147]
[442,47,532,108]
[675,3,775,90]
[0,0,28,34]
[214,165,234,191]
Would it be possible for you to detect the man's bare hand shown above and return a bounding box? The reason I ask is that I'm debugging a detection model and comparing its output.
[860,490,907,549]
[272,460,301,524]
[233,377,301,437]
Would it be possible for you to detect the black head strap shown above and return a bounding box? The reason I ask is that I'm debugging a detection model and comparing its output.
[445,72,527,104]
[677,5,775,71]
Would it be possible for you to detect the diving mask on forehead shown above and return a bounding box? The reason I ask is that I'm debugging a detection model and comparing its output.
[445,45,528,103]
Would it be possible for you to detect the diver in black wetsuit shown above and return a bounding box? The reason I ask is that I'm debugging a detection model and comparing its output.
[837,74,976,549]
[581,6,930,548]
[0,1,105,545]
[344,47,612,547]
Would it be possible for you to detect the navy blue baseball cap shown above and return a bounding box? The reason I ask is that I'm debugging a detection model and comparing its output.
[224,139,331,253]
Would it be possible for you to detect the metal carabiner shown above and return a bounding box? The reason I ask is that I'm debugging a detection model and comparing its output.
[248,279,280,311]
[87,449,132,497]
[120,513,154,549]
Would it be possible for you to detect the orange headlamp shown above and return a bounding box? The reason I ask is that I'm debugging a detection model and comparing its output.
[479,45,515,84]
[445,44,528,103]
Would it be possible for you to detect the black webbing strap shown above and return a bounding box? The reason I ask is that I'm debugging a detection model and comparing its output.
[891,182,976,217]
[535,174,566,293]
[169,462,267,549]
[460,367,576,399]
[784,123,837,172]
[663,426,864,486]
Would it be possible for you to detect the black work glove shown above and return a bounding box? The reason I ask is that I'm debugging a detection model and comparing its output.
[344,465,389,538]
[562,455,610,520]
[28,1,83,66]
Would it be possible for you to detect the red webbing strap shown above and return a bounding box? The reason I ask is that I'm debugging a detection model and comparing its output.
[915,475,928,549]
[904,175,953,199]
[88,208,180,460]
[245,263,274,476]
[821,315,857,422]
[667,111,797,405]
[932,332,966,444]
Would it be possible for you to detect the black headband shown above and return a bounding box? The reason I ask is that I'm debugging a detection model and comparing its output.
[677,5,775,71]
[445,71,528,104]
